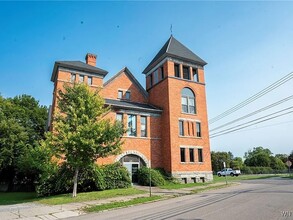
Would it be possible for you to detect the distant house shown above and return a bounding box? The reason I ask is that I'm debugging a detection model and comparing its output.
[49,36,213,183]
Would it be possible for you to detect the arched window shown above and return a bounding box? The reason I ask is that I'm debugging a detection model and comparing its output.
[181,88,196,114]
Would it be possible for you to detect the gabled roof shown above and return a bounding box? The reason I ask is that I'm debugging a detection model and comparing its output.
[143,35,207,74]
[105,98,162,114]
[51,61,108,82]
[104,67,148,99]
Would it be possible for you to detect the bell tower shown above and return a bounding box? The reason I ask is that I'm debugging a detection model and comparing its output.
[143,36,213,182]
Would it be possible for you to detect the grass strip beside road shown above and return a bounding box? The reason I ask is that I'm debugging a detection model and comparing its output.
[160,174,281,190]
[38,188,146,205]
[0,188,145,206]
[0,192,38,205]
[192,183,235,194]
[160,182,212,190]
[213,174,283,182]
[84,196,162,212]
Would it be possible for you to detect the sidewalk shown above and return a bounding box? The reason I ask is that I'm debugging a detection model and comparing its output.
[0,182,230,220]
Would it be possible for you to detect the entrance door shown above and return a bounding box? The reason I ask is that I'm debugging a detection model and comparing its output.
[123,162,139,183]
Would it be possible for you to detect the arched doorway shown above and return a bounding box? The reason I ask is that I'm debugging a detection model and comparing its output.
[119,154,147,183]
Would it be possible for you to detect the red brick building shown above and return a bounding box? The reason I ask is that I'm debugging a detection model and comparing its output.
[49,36,212,183]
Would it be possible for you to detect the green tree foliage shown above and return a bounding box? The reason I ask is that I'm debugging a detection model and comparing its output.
[244,147,272,167]
[244,147,287,172]
[288,151,293,169]
[275,154,288,163]
[43,83,125,197]
[211,151,234,171]
[231,157,243,170]
[0,95,47,189]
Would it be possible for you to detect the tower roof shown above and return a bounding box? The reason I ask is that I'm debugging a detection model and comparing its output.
[142,36,207,74]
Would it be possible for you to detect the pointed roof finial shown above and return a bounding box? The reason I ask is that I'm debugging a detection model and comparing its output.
[170,24,173,36]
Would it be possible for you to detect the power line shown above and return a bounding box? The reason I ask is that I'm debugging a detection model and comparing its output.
[210,109,293,138]
[224,120,293,134]
[210,106,293,136]
[210,95,293,132]
[209,71,293,124]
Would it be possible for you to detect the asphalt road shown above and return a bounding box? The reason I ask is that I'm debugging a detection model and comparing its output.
[70,178,293,220]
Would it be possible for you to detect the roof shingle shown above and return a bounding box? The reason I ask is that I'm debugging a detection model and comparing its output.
[143,36,207,74]
[105,98,162,114]
[51,61,108,82]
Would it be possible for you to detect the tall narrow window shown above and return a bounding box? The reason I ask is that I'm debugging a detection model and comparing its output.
[116,113,123,122]
[118,90,123,99]
[127,114,137,136]
[189,148,195,162]
[150,74,153,87]
[179,120,184,136]
[160,66,164,79]
[198,148,203,162]
[79,75,84,82]
[196,122,201,137]
[181,88,196,114]
[70,73,76,83]
[183,66,190,80]
[193,68,199,82]
[174,64,180,77]
[125,91,131,100]
[180,148,186,162]
[154,70,159,84]
[88,76,92,85]
[141,116,147,137]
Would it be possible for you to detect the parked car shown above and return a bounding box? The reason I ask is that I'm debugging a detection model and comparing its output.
[217,168,241,177]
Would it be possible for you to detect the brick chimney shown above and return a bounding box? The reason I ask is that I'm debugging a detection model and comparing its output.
[85,53,97,66]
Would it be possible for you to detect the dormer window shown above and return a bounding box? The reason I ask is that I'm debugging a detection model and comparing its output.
[160,66,164,79]
[79,75,84,82]
[150,74,153,87]
[70,73,76,83]
[125,91,131,100]
[174,64,180,77]
[183,66,190,80]
[88,76,92,85]
[193,68,199,82]
[154,69,159,84]
[118,90,123,99]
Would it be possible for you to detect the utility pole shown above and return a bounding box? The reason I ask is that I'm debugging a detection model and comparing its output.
[223,161,228,185]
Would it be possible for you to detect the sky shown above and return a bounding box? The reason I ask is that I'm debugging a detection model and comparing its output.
[0,1,292,158]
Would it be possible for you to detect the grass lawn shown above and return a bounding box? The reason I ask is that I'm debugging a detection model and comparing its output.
[160,182,211,190]
[192,183,234,194]
[37,188,145,205]
[0,192,38,205]
[0,188,145,206]
[159,174,282,190]
[84,196,162,212]
[281,174,293,179]
[213,174,283,182]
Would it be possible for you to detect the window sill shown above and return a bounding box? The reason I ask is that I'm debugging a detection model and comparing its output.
[123,136,149,139]
[180,162,204,164]
[178,135,202,139]
[181,112,197,116]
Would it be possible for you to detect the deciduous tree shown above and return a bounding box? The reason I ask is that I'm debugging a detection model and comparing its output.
[43,83,124,197]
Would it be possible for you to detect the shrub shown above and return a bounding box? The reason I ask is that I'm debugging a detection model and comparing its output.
[36,162,130,197]
[103,163,131,189]
[137,167,166,186]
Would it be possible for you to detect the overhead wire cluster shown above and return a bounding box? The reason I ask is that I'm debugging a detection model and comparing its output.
[209,72,293,139]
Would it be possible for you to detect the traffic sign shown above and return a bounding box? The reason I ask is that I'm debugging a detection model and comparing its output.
[286,160,292,167]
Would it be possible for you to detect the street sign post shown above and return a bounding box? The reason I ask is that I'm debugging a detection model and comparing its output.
[286,160,292,174]
[223,162,228,185]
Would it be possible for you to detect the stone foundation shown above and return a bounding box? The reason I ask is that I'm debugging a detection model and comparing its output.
[171,171,213,183]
